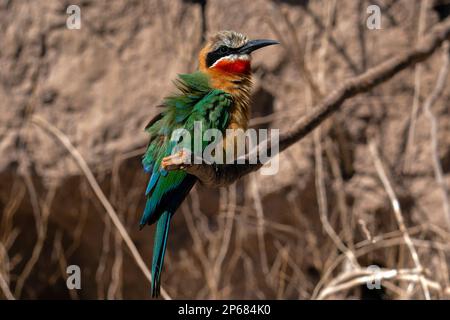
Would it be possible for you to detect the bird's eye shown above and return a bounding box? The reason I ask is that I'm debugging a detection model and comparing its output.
[217,46,229,54]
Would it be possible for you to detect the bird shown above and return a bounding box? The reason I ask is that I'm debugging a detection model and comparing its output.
[140,30,279,298]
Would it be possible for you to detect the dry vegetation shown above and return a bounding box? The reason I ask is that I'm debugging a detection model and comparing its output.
[1,0,450,300]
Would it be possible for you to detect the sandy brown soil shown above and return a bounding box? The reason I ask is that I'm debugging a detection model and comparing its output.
[0,0,449,299]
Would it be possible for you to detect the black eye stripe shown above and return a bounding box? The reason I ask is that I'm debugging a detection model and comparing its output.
[206,45,239,67]
[218,46,229,54]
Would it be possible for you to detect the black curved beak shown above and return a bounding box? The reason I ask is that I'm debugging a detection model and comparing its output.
[237,39,280,54]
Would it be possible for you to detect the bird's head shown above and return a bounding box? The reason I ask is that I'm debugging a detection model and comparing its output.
[199,30,279,79]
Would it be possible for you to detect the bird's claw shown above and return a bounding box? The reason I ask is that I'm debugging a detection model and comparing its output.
[161,149,192,171]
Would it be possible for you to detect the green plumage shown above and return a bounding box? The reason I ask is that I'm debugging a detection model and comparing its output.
[141,71,233,297]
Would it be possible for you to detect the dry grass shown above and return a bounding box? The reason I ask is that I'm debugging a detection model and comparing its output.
[1,0,450,300]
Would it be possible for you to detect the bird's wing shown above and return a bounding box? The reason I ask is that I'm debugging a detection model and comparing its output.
[140,72,232,227]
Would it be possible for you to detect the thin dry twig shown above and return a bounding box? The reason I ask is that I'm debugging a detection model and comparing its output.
[312,0,358,269]
[95,214,112,299]
[403,0,431,171]
[0,271,15,300]
[53,230,79,300]
[325,139,355,249]
[0,241,15,300]
[312,231,450,299]
[250,174,269,274]
[423,42,450,228]
[14,181,55,298]
[108,229,124,300]
[369,141,431,299]
[316,267,443,300]
[212,184,237,298]
[30,115,172,300]
[181,200,213,297]
[0,180,25,245]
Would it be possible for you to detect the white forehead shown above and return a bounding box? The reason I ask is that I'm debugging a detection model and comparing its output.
[209,30,249,50]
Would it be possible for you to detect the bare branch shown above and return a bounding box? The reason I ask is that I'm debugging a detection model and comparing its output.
[183,18,450,187]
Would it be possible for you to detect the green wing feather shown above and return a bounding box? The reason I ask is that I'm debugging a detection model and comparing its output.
[141,71,233,297]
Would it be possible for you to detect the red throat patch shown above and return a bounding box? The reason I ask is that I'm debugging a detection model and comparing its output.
[213,58,251,74]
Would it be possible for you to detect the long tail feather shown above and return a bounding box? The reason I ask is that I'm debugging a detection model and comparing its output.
[151,210,172,298]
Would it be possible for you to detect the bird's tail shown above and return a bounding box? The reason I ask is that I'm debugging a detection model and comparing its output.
[151,210,172,298]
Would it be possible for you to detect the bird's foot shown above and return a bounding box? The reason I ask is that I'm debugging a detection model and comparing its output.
[161,149,192,171]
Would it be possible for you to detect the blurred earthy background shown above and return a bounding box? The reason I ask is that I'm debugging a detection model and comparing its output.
[1,0,450,299]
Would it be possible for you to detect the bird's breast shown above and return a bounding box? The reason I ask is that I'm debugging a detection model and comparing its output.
[208,73,252,130]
